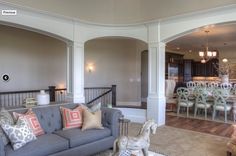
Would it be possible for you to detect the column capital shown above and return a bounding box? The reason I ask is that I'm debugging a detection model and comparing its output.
[73,41,84,48]
[148,42,166,48]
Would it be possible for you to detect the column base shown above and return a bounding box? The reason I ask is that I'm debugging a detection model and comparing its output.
[147,96,166,126]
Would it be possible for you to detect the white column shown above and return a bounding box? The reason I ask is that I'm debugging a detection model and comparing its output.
[147,23,166,126]
[66,41,85,103]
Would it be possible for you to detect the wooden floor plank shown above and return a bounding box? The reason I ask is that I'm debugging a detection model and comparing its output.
[166,115,234,138]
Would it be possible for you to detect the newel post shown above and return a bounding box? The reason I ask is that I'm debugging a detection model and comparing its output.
[111,85,117,107]
[48,86,56,102]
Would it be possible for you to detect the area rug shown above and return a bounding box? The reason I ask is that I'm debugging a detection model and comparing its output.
[97,123,230,156]
[96,150,166,156]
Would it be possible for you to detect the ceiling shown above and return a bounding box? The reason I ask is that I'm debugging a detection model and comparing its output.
[1,0,236,25]
[166,23,236,60]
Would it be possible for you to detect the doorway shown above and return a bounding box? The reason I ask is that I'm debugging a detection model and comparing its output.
[141,50,148,107]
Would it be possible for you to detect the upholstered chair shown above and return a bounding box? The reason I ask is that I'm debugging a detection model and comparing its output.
[177,87,194,117]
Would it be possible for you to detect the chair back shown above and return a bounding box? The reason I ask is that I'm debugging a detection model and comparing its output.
[186,81,195,88]
[195,88,208,103]
[165,79,176,97]
[207,82,219,88]
[177,87,190,102]
[212,88,229,99]
[220,83,232,90]
[186,81,195,94]
[195,81,206,88]
[233,84,236,95]
[213,94,227,108]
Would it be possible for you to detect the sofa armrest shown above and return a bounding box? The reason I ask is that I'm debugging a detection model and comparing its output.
[0,138,5,156]
[101,108,122,138]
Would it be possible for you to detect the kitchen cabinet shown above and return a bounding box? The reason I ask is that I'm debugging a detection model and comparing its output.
[183,59,193,82]
[192,58,219,77]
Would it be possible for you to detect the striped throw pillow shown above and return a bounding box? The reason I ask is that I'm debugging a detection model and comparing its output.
[13,109,45,136]
[60,106,83,130]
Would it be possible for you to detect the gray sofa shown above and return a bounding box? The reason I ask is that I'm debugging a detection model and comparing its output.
[0,103,122,156]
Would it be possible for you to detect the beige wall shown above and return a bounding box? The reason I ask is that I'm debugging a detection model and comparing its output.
[0,25,67,91]
[84,38,147,104]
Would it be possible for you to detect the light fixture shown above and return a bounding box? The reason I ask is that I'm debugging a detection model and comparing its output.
[87,64,94,73]
[198,30,217,63]
[222,58,228,63]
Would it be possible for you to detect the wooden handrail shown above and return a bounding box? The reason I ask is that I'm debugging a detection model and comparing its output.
[0,89,48,94]
[84,87,111,89]
[0,85,116,107]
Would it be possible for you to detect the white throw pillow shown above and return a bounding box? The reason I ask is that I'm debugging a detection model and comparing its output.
[0,107,14,145]
[1,117,37,150]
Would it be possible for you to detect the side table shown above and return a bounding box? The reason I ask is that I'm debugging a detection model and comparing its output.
[119,117,130,136]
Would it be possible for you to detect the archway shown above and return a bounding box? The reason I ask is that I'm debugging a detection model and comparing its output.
[84,36,148,122]
[164,22,236,122]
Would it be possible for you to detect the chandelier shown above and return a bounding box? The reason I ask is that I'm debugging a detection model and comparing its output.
[198,30,217,63]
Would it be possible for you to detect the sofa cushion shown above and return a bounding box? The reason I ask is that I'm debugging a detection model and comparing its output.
[32,106,63,133]
[5,133,69,156]
[54,127,111,148]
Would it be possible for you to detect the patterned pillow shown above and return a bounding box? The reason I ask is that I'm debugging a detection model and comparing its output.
[60,106,83,130]
[0,107,14,145]
[13,109,44,136]
[1,117,37,150]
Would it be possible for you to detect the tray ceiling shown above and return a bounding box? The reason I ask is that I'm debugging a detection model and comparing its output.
[1,0,236,25]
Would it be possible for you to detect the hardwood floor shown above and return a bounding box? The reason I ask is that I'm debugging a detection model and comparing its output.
[166,115,234,137]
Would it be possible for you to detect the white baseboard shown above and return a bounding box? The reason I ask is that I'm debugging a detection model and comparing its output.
[115,107,146,123]
[117,101,141,106]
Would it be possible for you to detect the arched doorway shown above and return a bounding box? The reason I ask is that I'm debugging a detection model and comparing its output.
[84,37,148,110]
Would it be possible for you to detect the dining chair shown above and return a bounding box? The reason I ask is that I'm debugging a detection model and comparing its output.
[233,84,236,95]
[194,88,212,119]
[186,81,196,101]
[207,82,219,89]
[186,81,195,87]
[212,89,232,123]
[177,87,194,117]
[197,81,207,88]
[165,79,177,111]
[220,83,232,94]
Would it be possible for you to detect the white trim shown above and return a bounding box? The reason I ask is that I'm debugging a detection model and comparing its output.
[116,107,146,123]
[117,101,141,107]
